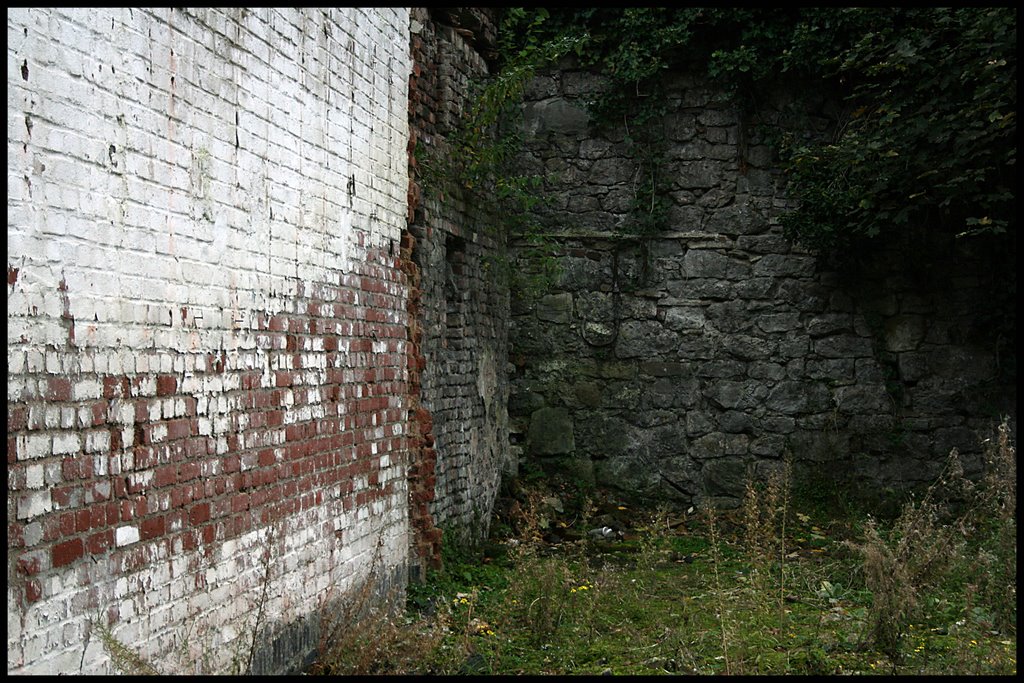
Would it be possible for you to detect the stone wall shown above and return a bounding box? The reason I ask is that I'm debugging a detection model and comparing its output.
[405,8,511,573]
[7,7,1013,675]
[8,8,411,674]
[509,66,1016,507]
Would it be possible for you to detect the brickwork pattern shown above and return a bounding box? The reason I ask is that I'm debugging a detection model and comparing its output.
[8,7,411,674]
[406,7,511,561]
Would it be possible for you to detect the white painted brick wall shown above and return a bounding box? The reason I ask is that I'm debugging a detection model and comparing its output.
[8,7,411,675]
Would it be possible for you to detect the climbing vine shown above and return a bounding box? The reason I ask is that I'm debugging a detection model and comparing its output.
[425,6,1015,345]
[492,6,1016,346]
[776,8,1016,254]
[497,7,1016,253]
[416,11,584,296]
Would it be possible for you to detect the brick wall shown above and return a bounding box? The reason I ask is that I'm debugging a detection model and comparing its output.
[8,8,411,674]
[405,8,511,574]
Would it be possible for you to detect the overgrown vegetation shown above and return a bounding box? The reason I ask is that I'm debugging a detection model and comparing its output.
[499,7,1016,252]
[421,7,1015,341]
[93,620,162,676]
[777,8,1016,253]
[306,419,1016,676]
[414,11,583,297]
[309,540,448,676]
[94,420,1015,675]
[483,8,1016,341]
[849,420,1018,665]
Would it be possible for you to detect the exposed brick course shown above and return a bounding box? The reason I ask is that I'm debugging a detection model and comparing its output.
[8,7,413,675]
[404,7,511,574]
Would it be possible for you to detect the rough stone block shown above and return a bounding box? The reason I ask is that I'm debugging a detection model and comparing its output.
[527,407,576,456]
[522,97,591,137]
[536,292,574,323]
[883,314,927,352]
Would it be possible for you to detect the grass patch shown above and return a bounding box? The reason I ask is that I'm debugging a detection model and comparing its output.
[310,419,1016,676]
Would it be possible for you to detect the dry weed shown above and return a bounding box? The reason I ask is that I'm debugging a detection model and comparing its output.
[311,539,449,675]
[849,417,1017,660]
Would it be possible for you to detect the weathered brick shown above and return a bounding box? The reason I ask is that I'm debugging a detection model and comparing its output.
[74,509,90,533]
[17,491,53,520]
[9,5,420,676]
[188,503,211,526]
[16,550,46,576]
[52,538,84,568]
[25,580,43,603]
[178,461,200,482]
[90,506,107,529]
[17,434,51,461]
[86,529,114,555]
[51,433,81,456]
[58,512,76,537]
[46,378,72,402]
[156,375,177,397]
[140,516,165,541]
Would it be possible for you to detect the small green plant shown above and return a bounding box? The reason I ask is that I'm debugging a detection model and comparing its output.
[952,418,1016,633]
[243,523,277,673]
[633,505,673,571]
[93,524,283,676]
[415,19,583,300]
[741,460,793,629]
[503,554,575,646]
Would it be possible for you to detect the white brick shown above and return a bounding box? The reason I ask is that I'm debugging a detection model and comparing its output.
[115,526,140,547]
[92,353,109,373]
[51,432,81,455]
[44,407,62,430]
[17,434,51,461]
[150,423,168,442]
[107,400,134,425]
[23,522,43,546]
[10,5,412,675]
[44,351,61,373]
[25,464,45,489]
[71,378,102,401]
[60,406,75,429]
[159,398,174,419]
[6,378,27,402]
[9,350,26,374]
[128,470,153,491]
[25,350,45,373]
[106,352,123,375]
[44,462,63,486]
[21,634,49,669]
[17,491,53,520]
[121,427,134,450]
[85,430,110,453]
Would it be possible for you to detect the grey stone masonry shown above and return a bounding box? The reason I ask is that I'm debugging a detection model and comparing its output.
[508,64,1016,508]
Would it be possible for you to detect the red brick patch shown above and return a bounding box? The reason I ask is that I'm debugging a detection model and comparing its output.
[86,529,113,554]
[47,378,72,401]
[52,538,84,568]
[156,375,177,396]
